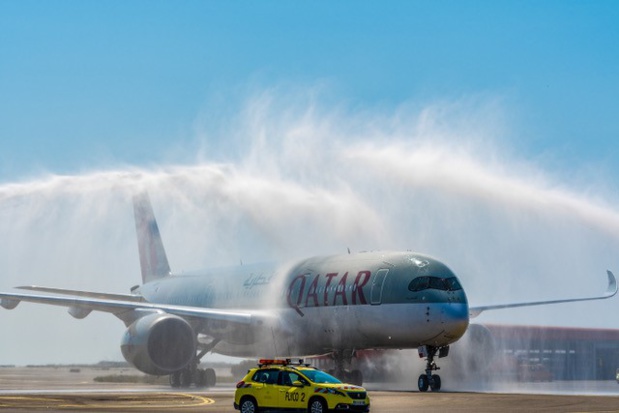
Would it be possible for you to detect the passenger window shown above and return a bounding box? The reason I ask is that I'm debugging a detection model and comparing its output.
[252,369,280,384]
[253,372,266,383]
[280,371,293,386]
[266,370,279,384]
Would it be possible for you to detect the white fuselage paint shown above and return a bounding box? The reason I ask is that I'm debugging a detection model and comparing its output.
[137,251,470,357]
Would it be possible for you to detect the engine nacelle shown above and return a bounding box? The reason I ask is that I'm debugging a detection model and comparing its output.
[121,313,196,376]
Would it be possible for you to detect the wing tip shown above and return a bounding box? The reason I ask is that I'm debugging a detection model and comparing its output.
[606,270,617,297]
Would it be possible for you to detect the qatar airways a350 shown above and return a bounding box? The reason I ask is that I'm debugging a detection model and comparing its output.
[1,193,616,391]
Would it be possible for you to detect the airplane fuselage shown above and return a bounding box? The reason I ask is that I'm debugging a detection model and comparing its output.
[137,251,470,358]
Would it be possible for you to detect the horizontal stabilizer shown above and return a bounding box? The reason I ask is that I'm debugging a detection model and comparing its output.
[469,270,617,318]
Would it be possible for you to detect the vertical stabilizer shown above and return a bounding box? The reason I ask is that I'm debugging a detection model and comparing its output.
[133,192,172,283]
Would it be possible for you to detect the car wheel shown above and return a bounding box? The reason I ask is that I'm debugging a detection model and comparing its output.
[240,397,258,413]
[308,397,327,413]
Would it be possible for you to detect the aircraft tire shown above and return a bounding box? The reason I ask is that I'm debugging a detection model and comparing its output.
[169,371,181,388]
[430,374,441,391]
[195,369,207,388]
[418,374,429,392]
[350,369,363,386]
[204,367,216,387]
[179,369,192,388]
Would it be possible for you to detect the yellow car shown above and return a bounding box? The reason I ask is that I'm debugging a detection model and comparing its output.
[234,359,370,413]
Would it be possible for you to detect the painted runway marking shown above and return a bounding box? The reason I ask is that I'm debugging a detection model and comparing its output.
[0,393,215,410]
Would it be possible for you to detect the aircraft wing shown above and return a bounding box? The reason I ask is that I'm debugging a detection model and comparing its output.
[15,285,145,302]
[468,270,617,318]
[0,289,266,326]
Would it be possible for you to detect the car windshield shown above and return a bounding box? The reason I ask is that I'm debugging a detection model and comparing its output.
[301,369,342,384]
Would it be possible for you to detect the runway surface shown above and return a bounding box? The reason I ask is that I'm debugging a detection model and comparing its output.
[2,390,619,412]
[1,367,618,412]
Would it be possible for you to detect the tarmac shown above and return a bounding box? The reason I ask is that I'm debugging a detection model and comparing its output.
[0,367,618,412]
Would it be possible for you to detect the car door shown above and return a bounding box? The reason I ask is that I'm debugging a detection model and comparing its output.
[277,370,309,409]
[252,368,280,408]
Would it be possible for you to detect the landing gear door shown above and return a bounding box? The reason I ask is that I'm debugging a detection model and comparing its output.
[370,269,389,305]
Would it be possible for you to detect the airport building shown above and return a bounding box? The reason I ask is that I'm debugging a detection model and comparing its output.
[486,324,619,381]
[309,324,619,383]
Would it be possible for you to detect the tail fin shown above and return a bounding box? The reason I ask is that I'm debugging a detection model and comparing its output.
[133,192,172,283]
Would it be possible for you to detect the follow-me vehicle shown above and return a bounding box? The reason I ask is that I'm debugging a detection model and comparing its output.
[234,359,370,413]
[0,192,616,391]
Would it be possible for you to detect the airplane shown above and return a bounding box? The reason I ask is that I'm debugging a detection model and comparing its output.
[0,192,616,391]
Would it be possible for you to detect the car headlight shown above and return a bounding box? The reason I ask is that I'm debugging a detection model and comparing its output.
[326,388,346,397]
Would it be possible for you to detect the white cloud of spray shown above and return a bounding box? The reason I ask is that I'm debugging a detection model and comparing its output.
[0,87,618,368]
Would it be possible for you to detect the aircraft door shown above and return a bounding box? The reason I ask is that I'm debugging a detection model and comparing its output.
[370,269,389,305]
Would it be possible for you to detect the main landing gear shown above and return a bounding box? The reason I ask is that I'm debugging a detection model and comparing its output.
[330,349,364,386]
[417,345,449,392]
[169,338,220,388]
[169,365,215,388]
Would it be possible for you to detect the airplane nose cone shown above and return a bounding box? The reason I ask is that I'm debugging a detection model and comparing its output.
[442,303,469,341]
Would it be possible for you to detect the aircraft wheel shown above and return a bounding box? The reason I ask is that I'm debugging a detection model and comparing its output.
[418,374,429,392]
[204,367,217,387]
[195,369,207,387]
[169,371,181,388]
[179,369,192,388]
[430,374,441,391]
[350,369,363,386]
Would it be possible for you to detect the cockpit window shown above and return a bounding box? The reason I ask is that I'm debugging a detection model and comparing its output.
[444,277,462,291]
[428,277,445,290]
[408,276,462,292]
[408,276,428,292]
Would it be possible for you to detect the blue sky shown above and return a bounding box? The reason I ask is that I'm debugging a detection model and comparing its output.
[1,2,619,365]
[1,1,618,181]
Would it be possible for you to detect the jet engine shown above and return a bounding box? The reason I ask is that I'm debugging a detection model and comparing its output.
[121,313,196,375]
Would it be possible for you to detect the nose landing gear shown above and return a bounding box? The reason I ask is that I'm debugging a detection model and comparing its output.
[417,345,448,392]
